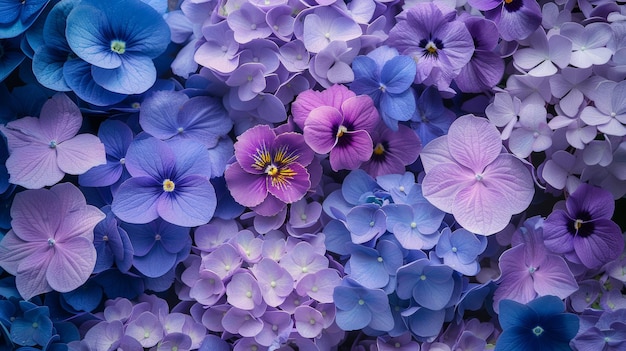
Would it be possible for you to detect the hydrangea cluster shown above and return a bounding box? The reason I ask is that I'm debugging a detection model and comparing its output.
[0,0,624,350]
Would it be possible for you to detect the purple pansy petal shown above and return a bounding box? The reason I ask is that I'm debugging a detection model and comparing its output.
[111,177,162,224]
[573,219,624,269]
[224,163,268,208]
[233,124,277,175]
[304,106,343,154]
[566,183,614,219]
[56,134,106,175]
[124,137,176,179]
[46,237,96,292]
[266,162,310,204]
[468,0,501,11]
[329,130,373,171]
[543,210,576,254]
[273,132,314,167]
[341,95,379,132]
[447,115,502,174]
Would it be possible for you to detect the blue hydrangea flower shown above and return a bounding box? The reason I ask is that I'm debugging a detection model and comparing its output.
[65,0,170,95]
[495,295,579,351]
[351,46,416,130]
[0,0,50,39]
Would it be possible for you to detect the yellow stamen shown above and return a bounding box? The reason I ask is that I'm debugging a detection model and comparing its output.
[373,143,385,155]
[162,179,175,192]
[504,0,513,3]
[574,219,583,230]
[337,125,348,138]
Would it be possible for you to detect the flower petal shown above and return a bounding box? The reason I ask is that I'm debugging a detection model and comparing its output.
[447,115,502,173]
[46,237,96,292]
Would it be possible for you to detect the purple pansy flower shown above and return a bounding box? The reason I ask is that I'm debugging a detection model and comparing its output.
[543,183,624,269]
[111,136,216,227]
[360,123,421,178]
[0,183,105,300]
[420,115,535,235]
[387,2,473,93]
[469,0,542,41]
[303,94,380,171]
[224,124,314,216]
[0,93,106,189]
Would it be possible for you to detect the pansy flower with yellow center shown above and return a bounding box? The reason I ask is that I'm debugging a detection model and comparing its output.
[225,124,315,216]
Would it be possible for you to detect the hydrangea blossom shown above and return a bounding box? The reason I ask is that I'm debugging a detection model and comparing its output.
[0,93,106,189]
[420,115,535,235]
[0,183,104,300]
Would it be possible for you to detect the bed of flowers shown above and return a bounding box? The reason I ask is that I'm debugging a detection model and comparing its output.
[0,0,625,350]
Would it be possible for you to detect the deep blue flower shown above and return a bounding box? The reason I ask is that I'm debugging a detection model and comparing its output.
[10,302,53,347]
[333,278,394,332]
[0,36,24,82]
[410,86,456,146]
[0,0,49,39]
[495,295,579,351]
[65,0,170,95]
[351,46,416,130]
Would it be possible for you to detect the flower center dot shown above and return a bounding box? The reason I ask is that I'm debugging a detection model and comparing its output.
[224,264,231,271]
[120,158,126,165]
[250,24,257,30]
[163,179,175,192]
[296,54,302,60]
[336,125,348,138]
[410,222,417,229]
[155,234,161,240]
[373,143,385,155]
[533,131,539,138]
[532,325,544,336]
[48,238,55,247]
[420,274,426,280]
[111,40,126,54]
[425,42,437,53]
[273,25,279,30]
[611,112,616,117]
[144,331,150,338]
[395,342,401,348]
[528,266,536,273]
[300,214,307,221]
[103,235,109,241]
[574,219,583,230]
[358,299,365,305]
[177,127,184,134]
[324,32,330,39]
[49,140,57,148]
[251,346,258,351]
[270,281,276,288]
[266,164,279,176]
[32,322,38,328]
[399,186,405,192]
[377,257,383,263]
[246,291,252,298]
[312,286,318,292]
[451,247,457,253]
[475,174,483,181]
[309,318,316,325]
[221,46,228,52]
[302,266,308,273]
[369,221,375,227]
[272,324,278,331]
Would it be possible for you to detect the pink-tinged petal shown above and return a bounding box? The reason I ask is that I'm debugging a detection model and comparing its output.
[157,175,216,227]
[292,85,355,129]
[233,124,277,174]
[224,163,268,208]
[56,134,107,175]
[329,130,373,171]
[341,95,380,132]
[0,117,46,149]
[573,220,624,269]
[422,163,475,214]
[38,93,82,143]
[273,132,314,167]
[49,182,88,212]
[10,188,62,242]
[266,162,311,204]
[447,115,502,174]
[481,154,535,214]
[111,177,161,224]
[15,246,53,300]
[303,106,343,154]
[451,181,515,236]
[5,144,63,189]
[419,135,454,173]
[532,255,578,298]
[47,237,96,292]
[0,230,41,275]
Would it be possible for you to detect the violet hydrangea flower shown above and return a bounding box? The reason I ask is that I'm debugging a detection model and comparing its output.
[111,136,216,227]
[543,183,624,269]
[0,183,105,300]
[224,124,314,216]
[420,115,535,235]
[0,93,106,189]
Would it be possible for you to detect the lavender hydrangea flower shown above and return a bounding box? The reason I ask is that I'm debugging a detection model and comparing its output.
[420,115,535,235]
[0,183,104,300]
[111,137,216,227]
[387,2,473,93]
[543,183,624,269]
[0,93,106,189]
[224,124,314,216]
